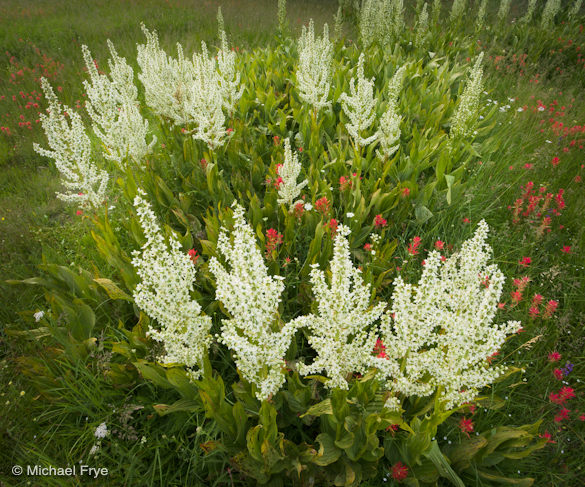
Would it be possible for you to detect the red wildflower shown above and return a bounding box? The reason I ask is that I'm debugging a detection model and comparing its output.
[401,187,410,197]
[561,246,571,254]
[510,291,523,304]
[551,156,560,167]
[390,462,408,482]
[543,300,559,319]
[274,176,284,189]
[407,236,421,255]
[273,135,280,145]
[315,196,331,216]
[458,417,474,437]
[498,302,506,309]
[298,147,303,152]
[265,228,283,258]
[364,243,373,252]
[532,294,543,306]
[519,256,531,267]
[385,424,399,434]
[553,368,564,380]
[293,201,305,219]
[548,351,561,362]
[373,338,387,359]
[434,240,445,250]
[76,210,83,216]
[539,431,556,443]
[328,218,338,236]
[462,217,471,223]
[579,414,585,421]
[529,306,539,318]
[374,214,387,228]
[339,176,352,191]
[226,127,234,134]
[559,386,576,401]
[200,158,208,170]
[554,407,570,423]
[188,249,199,264]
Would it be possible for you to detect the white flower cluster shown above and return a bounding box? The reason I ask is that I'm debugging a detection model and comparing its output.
[277,138,308,209]
[520,0,538,24]
[432,0,442,24]
[131,189,212,378]
[450,0,466,22]
[415,3,429,47]
[497,0,512,22]
[296,225,386,390]
[296,20,333,114]
[82,42,156,167]
[209,204,302,400]
[358,0,380,48]
[569,0,583,22]
[339,53,378,149]
[476,0,488,31]
[137,24,238,149]
[376,65,405,159]
[450,52,484,140]
[33,77,108,209]
[376,220,522,409]
[541,0,561,29]
[94,422,108,439]
[359,0,403,48]
[217,30,244,117]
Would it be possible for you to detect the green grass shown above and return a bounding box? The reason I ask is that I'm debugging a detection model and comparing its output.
[1,0,585,485]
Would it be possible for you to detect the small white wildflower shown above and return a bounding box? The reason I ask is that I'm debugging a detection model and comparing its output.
[520,0,538,24]
[376,65,405,160]
[89,444,100,455]
[518,107,524,112]
[296,20,333,114]
[34,311,45,322]
[209,205,303,400]
[132,190,212,378]
[94,422,108,439]
[339,53,378,149]
[541,0,561,29]
[538,106,545,111]
[304,203,313,211]
[346,212,355,218]
[277,138,308,209]
[377,220,522,408]
[33,78,108,209]
[296,225,386,389]
[451,52,484,139]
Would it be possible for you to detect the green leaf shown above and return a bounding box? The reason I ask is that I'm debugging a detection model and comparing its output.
[423,441,465,487]
[414,205,433,224]
[93,278,132,301]
[301,398,332,418]
[312,433,341,466]
[153,399,201,416]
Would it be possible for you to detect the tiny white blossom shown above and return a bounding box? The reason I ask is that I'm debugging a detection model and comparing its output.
[34,311,45,322]
[94,422,108,439]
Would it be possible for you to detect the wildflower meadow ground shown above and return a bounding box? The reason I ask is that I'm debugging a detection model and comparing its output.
[1,0,584,486]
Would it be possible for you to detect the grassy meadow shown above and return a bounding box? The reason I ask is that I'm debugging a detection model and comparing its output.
[1,0,584,486]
